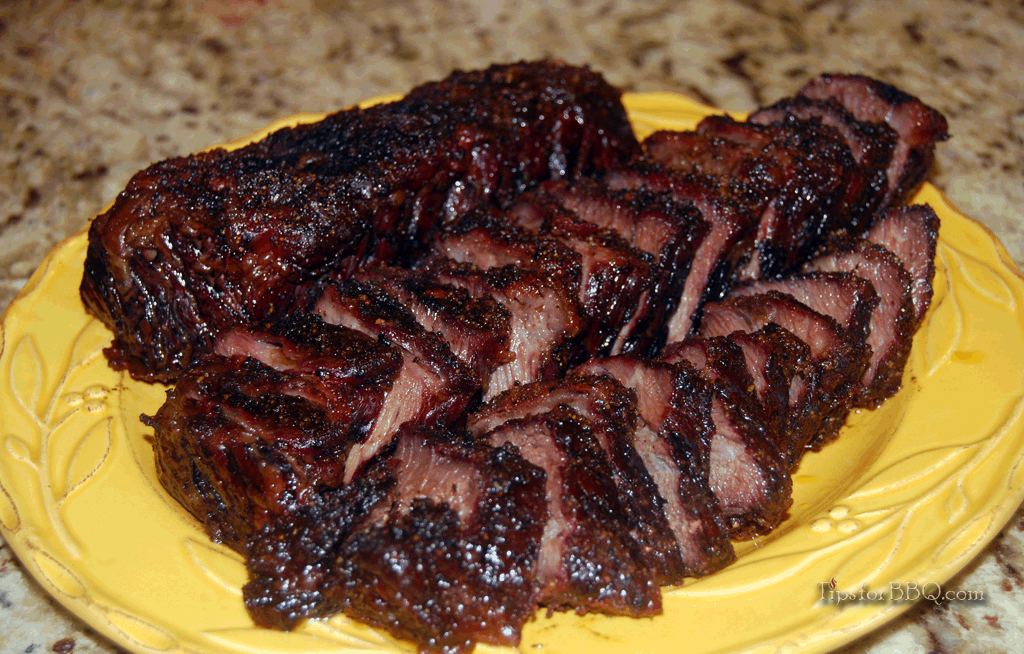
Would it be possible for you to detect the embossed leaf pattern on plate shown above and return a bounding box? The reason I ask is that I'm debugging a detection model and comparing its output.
[3,315,115,558]
[2,96,1024,654]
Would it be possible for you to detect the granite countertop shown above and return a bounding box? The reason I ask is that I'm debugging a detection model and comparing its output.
[2,1,1023,653]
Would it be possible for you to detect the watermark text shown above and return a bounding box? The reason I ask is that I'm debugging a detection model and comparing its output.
[817,580,984,607]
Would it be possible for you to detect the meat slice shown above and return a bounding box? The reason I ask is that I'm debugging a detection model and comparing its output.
[506,199,658,355]
[212,312,403,424]
[148,355,361,552]
[575,356,736,575]
[352,264,513,391]
[483,407,661,616]
[866,205,940,328]
[797,73,949,207]
[434,207,583,292]
[429,259,582,399]
[244,427,548,653]
[646,114,868,279]
[467,375,686,585]
[517,179,711,354]
[537,179,708,270]
[661,338,792,538]
[803,239,915,407]
[749,95,896,229]
[644,126,761,179]
[699,291,869,451]
[606,164,757,341]
[751,96,897,175]
[724,325,812,467]
[728,272,879,344]
[315,279,477,480]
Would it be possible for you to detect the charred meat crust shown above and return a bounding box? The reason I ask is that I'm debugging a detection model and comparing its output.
[82,61,639,383]
[484,407,662,616]
[574,356,736,576]
[80,160,367,383]
[149,313,413,551]
[748,95,895,233]
[148,354,360,552]
[244,427,548,653]
[751,96,898,172]
[467,374,687,585]
[698,291,870,452]
[661,337,793,539]
[803,238,916,407]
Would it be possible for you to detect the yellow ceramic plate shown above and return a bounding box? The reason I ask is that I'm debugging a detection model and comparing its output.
[3,93,1024,654]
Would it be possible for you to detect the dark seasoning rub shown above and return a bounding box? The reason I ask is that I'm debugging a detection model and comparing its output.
[86,61,948,653]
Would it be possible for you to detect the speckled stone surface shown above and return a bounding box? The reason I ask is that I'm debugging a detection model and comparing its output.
[1,1,1023,653]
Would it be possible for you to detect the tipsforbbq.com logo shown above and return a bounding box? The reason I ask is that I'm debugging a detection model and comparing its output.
[817,578,985,607]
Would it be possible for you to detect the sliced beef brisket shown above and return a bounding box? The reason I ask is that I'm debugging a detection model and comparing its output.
[661,338,793,538]
[803,239,915,407]
[699,291,869,451]
[244,427,547,653]
[575,356,736,575]
[434,207,583,292]
[484,407,662,616]
[749,95,895,232]
[428,259,582,399]
[126,66,951,652]
[797,73,949,208]
[468,375,687,585]
[213,312,403,426]
[866,205,940,328]
[751,96,898,175]
[315,279,477,480]
[149,356,347,552]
